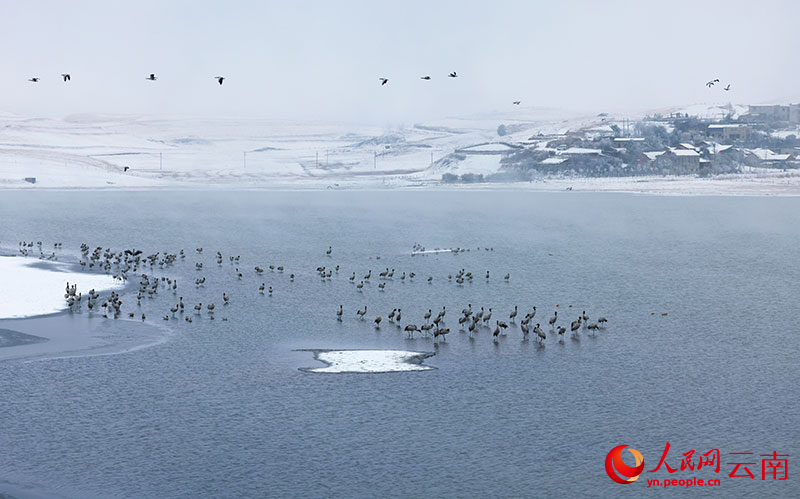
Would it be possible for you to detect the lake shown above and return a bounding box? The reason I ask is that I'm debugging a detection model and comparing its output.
[0,190,798,498]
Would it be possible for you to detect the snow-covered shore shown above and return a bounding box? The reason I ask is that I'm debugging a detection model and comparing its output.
[0,256,123,320]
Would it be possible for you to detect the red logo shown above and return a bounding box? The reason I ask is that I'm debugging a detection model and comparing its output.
[606,444,645,484]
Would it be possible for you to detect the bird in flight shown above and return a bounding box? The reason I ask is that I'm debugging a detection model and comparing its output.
[61,74,71,82]
[420,75,431,80]
[28,77,40,83]
[723,84,731,91]
[705,78,719,88]
[146,73,158,81]
[379,77,388,86]
[215,76,225,85]
[513,101,521,105]
[448,71,458,78]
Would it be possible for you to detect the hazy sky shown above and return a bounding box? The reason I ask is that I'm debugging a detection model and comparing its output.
[2,0,799,123]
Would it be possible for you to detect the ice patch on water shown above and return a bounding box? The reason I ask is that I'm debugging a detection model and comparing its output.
[300,349,435,373]
[0,256,123,319]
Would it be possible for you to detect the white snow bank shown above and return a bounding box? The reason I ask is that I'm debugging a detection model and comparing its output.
[302,349,435,373]
[0,256,123,319]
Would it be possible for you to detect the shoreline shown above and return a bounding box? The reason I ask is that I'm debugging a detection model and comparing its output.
[2,172,800,196]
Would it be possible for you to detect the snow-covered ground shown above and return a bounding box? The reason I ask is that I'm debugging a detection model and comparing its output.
[0,256,123,319]
[1,104,799,195]
[301,349,436,373]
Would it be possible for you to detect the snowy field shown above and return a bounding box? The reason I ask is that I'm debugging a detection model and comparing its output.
[1,105,799,195]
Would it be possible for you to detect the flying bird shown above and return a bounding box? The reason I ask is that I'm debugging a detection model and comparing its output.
[146,73,157,81]
[705,78,719,88]
[379,77,388,86]
[724,84,731,91]
[215,76,225,85]
[448,71,458,78]
[28,77,39,83]
[420,75,431,80]
[61,74,70,82]
[513,101,521,105]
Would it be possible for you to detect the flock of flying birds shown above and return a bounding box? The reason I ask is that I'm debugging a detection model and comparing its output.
[25,70,528,105]
[27,73,227,85]
[705,78,732,91]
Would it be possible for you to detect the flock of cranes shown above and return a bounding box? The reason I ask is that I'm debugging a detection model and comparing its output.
[344,301,608,344]
[705,78,732,91]
[26,73,227,85]
[15,240,612,350]
[22,70,530,105]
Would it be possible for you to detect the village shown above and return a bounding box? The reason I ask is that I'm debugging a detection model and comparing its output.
[442,103,800,182]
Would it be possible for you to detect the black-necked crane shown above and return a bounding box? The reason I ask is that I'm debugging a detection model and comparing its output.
[571,318,581,334]
[509,305,518,321]
[356,281,364,291]
[534,323,546,342]
[215,76,225,85]
[374,316,382,327]
[147,73,158,81]
[420,75,431,80]
[424,309,432,320]
[493,321,501,338]
[357,306,367,319]
[434,327,449,340]
[588,323,599,333]
[504,273,510,280]
[582,310,589,324]
[28,77,40,83]
[549,311,558,327]
[336,305,343,321]
[483,308,493,324]
[395,309,402,322]
[61,73,71,82]
[379,77,388,86]
[448,71,458,78]
[512,101,520,105]
[598,317,608,326]
[326,246,332,255]
[557,326,566,338]
[521,322,529,337]
[388,308,396,321]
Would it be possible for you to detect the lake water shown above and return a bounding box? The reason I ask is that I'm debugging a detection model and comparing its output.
[0,190,798,498]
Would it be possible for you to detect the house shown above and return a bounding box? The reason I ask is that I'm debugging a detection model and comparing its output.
[663,148,701,170]
[747,104,800,124]
[613,137,645,148]
[744,148,797,167]
[707,124,750,141]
